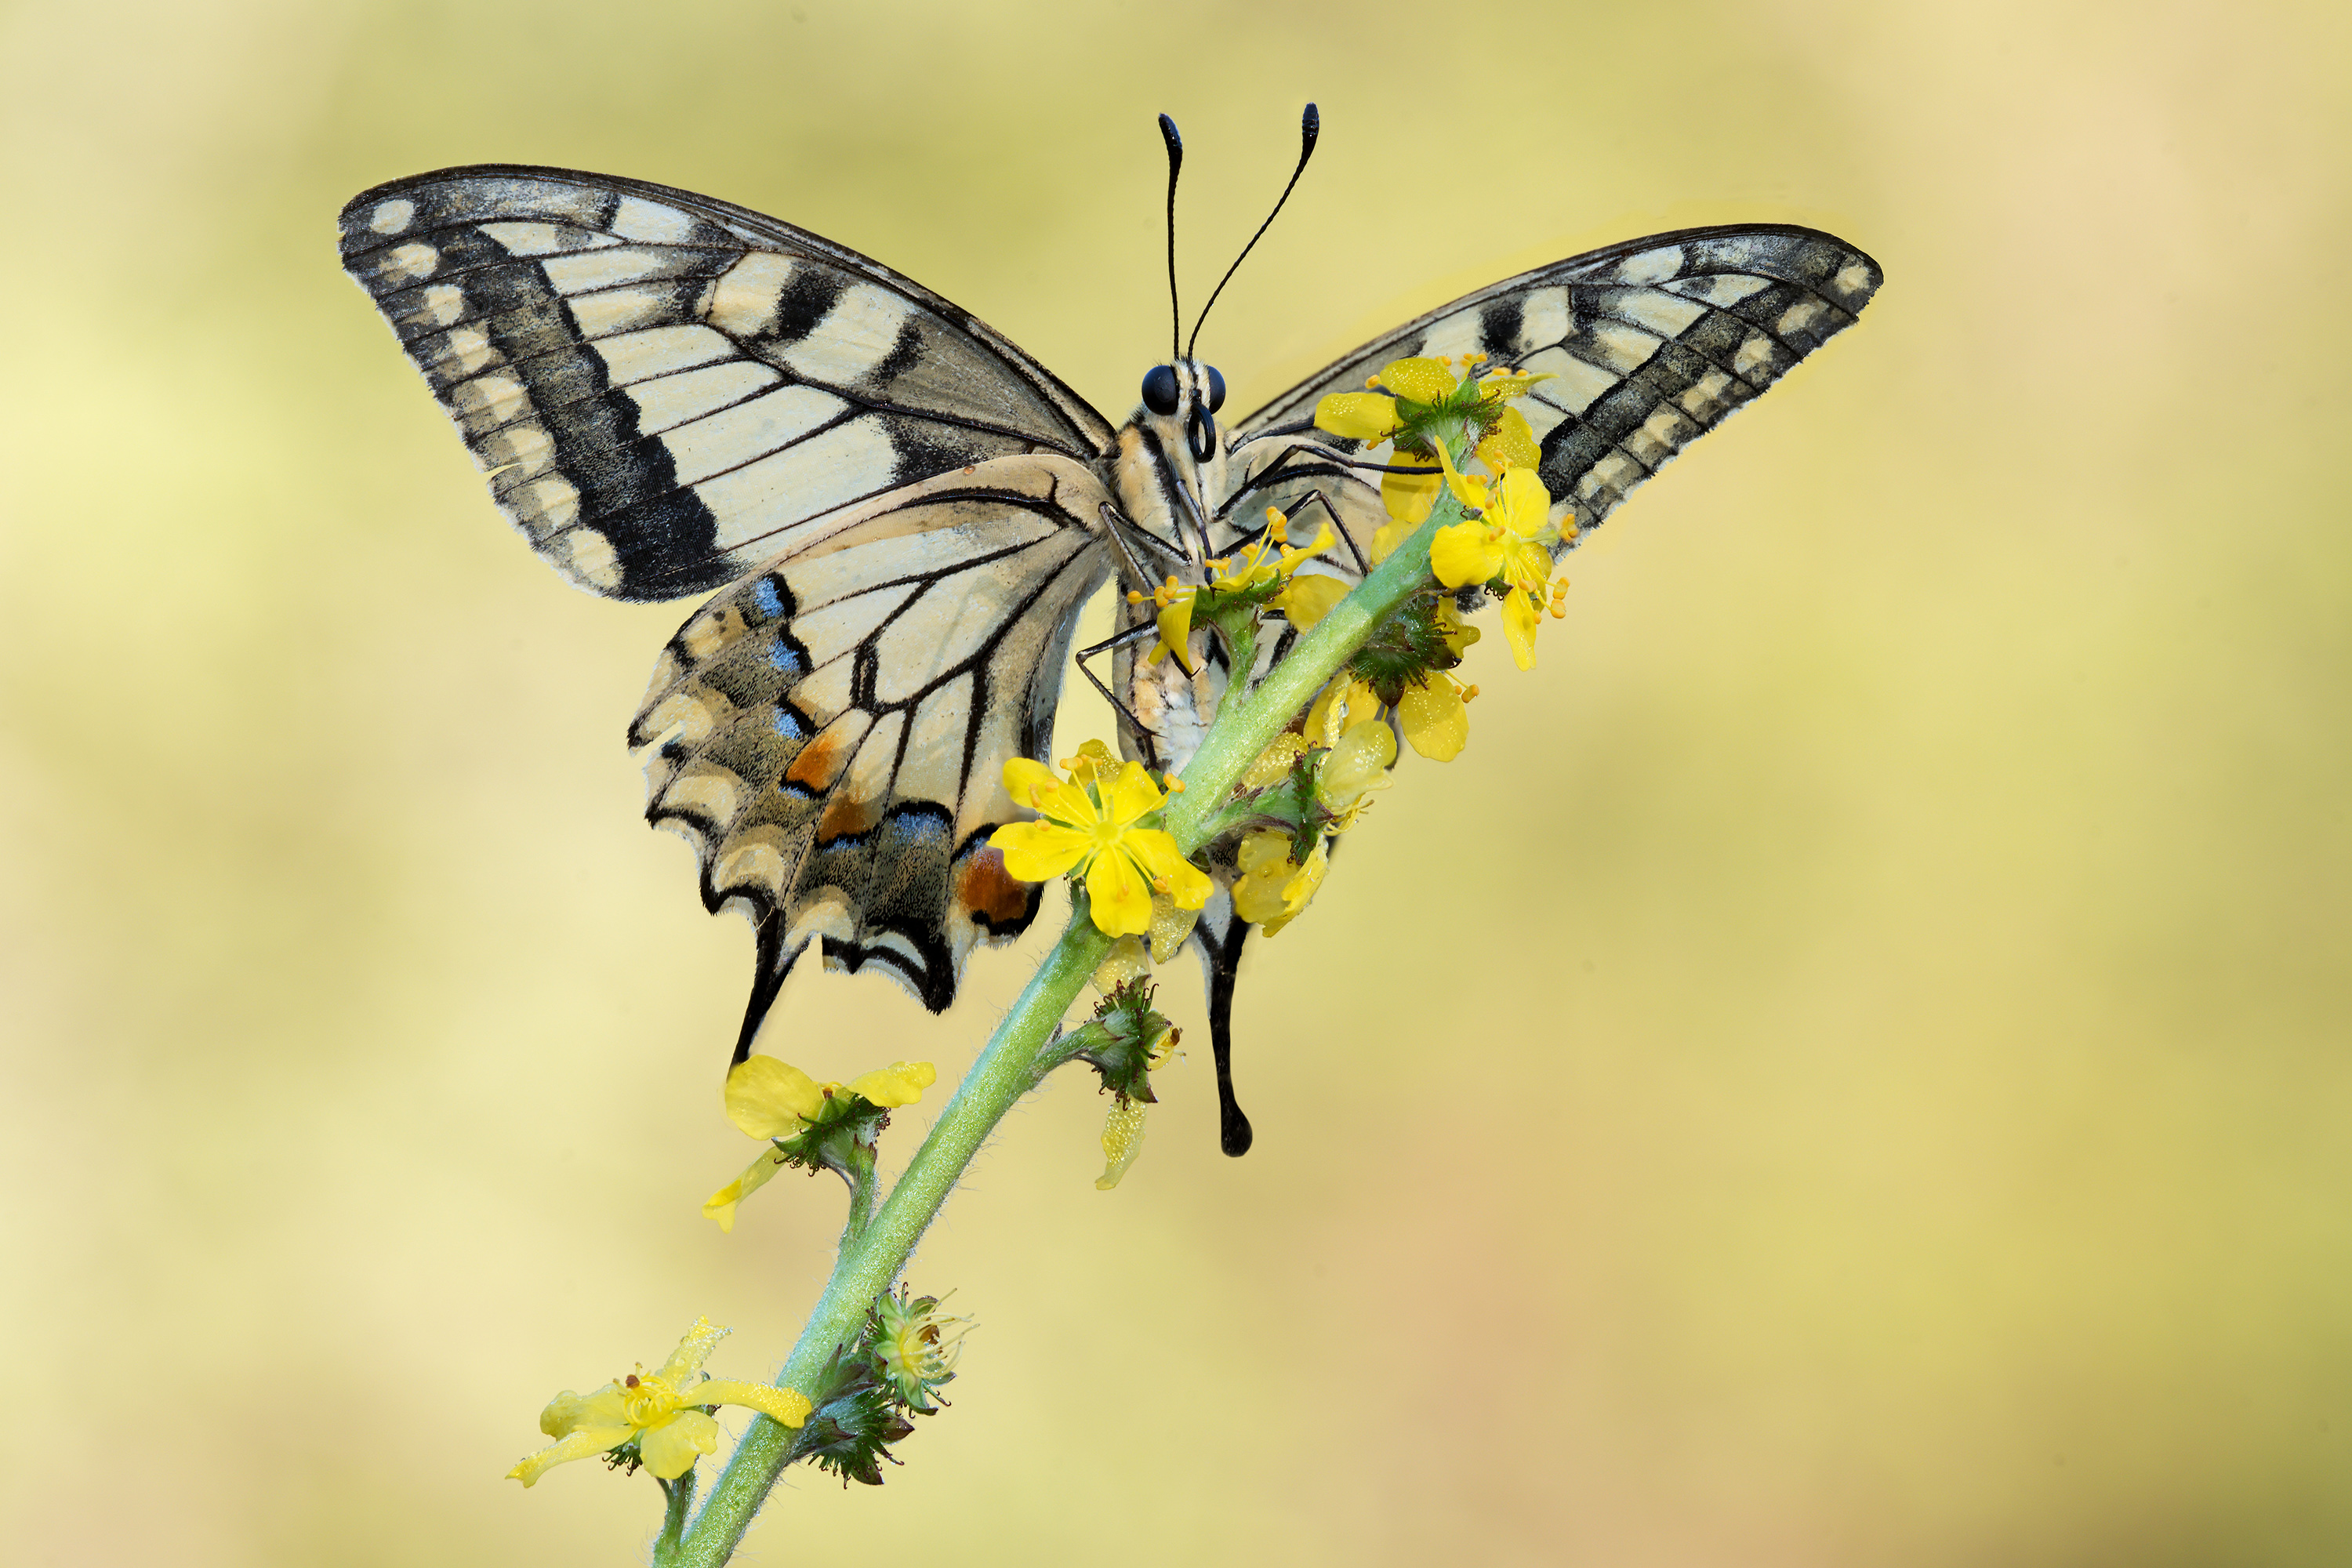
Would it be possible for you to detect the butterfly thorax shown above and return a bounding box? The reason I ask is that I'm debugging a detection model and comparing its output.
[1107,360,1244,776]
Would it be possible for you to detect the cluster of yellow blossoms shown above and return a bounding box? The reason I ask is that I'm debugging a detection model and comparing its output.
[1321,351,1575,670]
[986,351,1573,957]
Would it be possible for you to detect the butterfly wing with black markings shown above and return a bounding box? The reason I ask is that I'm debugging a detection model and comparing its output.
[1238,223,1883,547]
[339,165,1124,1054]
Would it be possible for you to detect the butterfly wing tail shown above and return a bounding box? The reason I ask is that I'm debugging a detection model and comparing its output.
[1189,887,1256,1156]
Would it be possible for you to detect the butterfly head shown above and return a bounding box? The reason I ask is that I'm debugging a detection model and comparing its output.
[1138,360,1227,465]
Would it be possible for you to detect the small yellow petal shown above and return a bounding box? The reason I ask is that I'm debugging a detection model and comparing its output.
[1152,593,1196,674]
[695,1379,815,1430]
[848,1060,935,1108]
[702,1147,789,1232]
[990,819,1094,883]
[1429,520,1501,590]
[1000,757,1059,808]
[1497,464,1551,536]
[1379,357,1458,403]
[1368,519,1414,565]
[1319,719,1397,808]
[1122,829,1211,910]
[1236,829,1293,880]
[1273,573,1348,630]
[1502,588,1541,670]
[1475,405,1540,471]
[507,1425,633,1487]
[1091,934,1151,994]
[659,1316,731,1385]
[1398,678,1469,760]
[1146,889,1201,964]
[1101,760,1167,828]
[1381,459,1440,525]
[724,1056,824,1138]
[1241,732,1308,789]
[1085,848,1155,937]
[1096,1096,1149,1189]
[638,1408,720,1480]
[1313,390,1405,441]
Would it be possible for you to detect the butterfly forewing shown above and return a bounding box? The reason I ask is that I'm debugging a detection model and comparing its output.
[337,165,1114,604]
[1240,224,1882,546]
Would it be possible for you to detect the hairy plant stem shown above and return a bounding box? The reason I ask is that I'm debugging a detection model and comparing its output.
[671,485,1461,1566]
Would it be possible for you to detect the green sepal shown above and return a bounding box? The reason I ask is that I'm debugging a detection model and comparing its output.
[769,1088,896,1185]
[1348,590,1465,707]
[793,1348,918,1488]
[1057,977,1177,1102]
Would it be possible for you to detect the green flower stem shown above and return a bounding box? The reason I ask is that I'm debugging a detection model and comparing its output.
[673,464,1465,1566]
[840,1142,878,1244]
[674,909,1112,1567]
[1162,497,1460,855]
[652,1470,695,1566]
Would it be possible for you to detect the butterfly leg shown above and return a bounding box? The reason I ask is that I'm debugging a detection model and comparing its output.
[1274,485,1370,576]
[1074,619,1163,759]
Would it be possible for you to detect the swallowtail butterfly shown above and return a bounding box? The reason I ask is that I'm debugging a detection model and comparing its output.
[339,107,1881,1152]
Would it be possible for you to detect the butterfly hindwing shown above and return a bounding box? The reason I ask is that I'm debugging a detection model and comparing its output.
[629,456,1117,1051]
[1240,224,1883,547]
[337,165,1115,604]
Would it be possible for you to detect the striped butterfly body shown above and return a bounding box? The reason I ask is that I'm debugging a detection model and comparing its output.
[338,155,1880,1146]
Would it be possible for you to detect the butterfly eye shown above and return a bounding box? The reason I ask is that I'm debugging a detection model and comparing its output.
[1141,365,1181,416]
[1204,365,1226,412]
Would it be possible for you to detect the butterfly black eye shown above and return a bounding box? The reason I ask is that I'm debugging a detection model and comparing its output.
[1203,365,1225,412]
[1142,365,1181,416]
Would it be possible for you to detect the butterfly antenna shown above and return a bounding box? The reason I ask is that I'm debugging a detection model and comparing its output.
[1185,102,1319,361]
[1159,113,1185,363]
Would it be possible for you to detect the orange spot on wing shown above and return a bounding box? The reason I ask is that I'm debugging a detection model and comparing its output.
[956,844,1032,927]
[784,730,851,791]
[818,793,881,844]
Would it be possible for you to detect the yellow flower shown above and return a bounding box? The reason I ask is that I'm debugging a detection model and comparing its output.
[1317,354,1552,532]
[990,756,1211,938]
[1231,830,1330,936]
[506,1318,811,1487]
[1427,452,1566,671]
[703,1055,937,1229]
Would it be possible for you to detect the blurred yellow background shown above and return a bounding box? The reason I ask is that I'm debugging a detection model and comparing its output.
[5,0,2348,1563]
